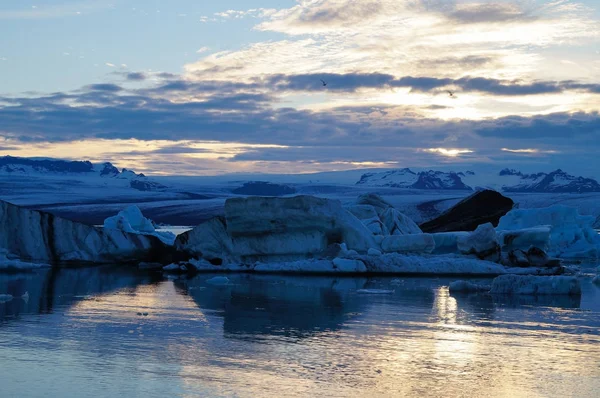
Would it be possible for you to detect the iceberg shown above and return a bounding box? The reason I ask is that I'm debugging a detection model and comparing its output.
[497,205,600,258]
[456,223,500,261]
[104,206,176,245]
[354,193,422,235]
[490,275,581,295]
[0,199,168,266]
[222,195,377,263]
[497,226,551,251]
[206,276,231,286]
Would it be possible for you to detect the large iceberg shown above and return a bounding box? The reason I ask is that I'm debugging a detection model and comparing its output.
[497,205,600,258]
[174,195,569,275]
[0,199,168,266]
[221,195,378,263]
[103,206,176,245]
[176,195,433,265]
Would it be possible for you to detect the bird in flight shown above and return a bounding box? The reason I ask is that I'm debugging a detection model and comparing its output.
[320,79,327,87]
[447,90,456,98]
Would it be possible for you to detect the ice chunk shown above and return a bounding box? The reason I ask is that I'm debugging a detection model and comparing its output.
[346,205,388,235]
[431,232,469,254]
[206,276,231,285]
[490,275,581,295]
[353,194,422,235]
[104,206,176,245]
[381,234,435,253]
[449,280,490,293]
[497,205,599,259]
[380,208,422,235]
[332,258,367,273]
[456,223,500,261]
[497,226,551,251]
[368,248,382,256]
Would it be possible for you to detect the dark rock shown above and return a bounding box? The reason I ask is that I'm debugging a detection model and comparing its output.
[419,190,514,233]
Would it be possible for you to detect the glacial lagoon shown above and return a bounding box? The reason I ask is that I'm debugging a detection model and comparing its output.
[1,267,599,398]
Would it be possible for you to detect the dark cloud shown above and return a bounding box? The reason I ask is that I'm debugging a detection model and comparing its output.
[267,72,396,92]
[475,112,600,141]
[265,73,597,96]
[1,78,599,165]
[85,83,123,92]
[125,72,147,81]
[120,145,213,156]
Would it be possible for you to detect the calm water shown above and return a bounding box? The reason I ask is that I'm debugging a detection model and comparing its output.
[1,268,599,398]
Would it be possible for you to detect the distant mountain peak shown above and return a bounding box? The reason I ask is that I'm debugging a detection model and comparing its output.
[357,169,471,190]
[358,167,600,193]
[0,155,166,191]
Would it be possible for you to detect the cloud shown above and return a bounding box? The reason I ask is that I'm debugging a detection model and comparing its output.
[263,73,600,96]
[447,3,533,24]
[105,62,116,68]
[196,47,210,54]
[85,84,123,92]
[125,72,147,81]
[1,79,599,153]
[422,148,474,157]
[501,148,559,154]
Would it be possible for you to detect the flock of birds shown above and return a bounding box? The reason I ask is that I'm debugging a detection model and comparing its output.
[319,79,457,98]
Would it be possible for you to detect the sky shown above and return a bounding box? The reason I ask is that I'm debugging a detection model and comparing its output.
[0,0,599,176]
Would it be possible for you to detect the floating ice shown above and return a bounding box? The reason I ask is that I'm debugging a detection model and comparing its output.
[206,276,231,286]
[490,275,581,295]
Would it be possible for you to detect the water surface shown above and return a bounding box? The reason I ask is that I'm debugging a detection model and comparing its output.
[1,268,599,397]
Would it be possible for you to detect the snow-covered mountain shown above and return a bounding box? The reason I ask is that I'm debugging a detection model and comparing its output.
[358,168,600,193]
[0,156,166,191]
[497,169,600,193]
[356,168,472,190]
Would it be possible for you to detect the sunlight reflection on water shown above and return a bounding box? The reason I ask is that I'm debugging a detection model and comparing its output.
[0,268,599,397]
